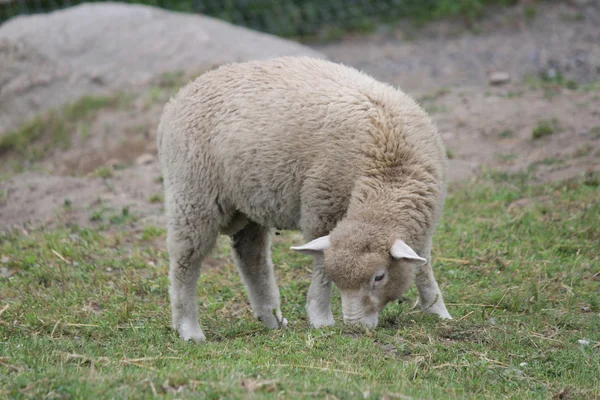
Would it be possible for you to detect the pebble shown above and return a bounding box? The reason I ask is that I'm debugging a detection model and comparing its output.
[136,153,156,165]
[489,72,511,85]
[105,158,122,168]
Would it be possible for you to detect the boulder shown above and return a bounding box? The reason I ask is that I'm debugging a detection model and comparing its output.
[0,2,325,135]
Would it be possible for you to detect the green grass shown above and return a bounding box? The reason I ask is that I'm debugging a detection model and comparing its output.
[532,119,559,140]
[148,194,164,204]
[0,94,134,160]
[0,71,196,178]
[1,173,599,398]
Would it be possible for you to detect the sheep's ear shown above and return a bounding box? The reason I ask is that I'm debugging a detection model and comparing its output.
[391,239,427,265]
[290,235,330,256]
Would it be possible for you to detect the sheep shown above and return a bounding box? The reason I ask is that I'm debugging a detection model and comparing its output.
[157,56,452,342]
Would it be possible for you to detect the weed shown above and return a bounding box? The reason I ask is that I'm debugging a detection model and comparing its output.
[573,144,593,158]
[91,166,114,179]
[531,157,565,168]
[89,208,105,222]
[0,93,133,160]
[505,90,523,98]
[494,153,517,163]
[532,119,559,139]
[80,122,90,140]
[524,6,536,20]
[148,194,164,204]
[141,225,166,241]
[498,129,514,139]
[108,207,135,225]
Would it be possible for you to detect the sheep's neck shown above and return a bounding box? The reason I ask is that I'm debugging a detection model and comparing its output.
[345,175,439,246]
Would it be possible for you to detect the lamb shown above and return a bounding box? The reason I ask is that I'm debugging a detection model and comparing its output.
[157,56,452,342]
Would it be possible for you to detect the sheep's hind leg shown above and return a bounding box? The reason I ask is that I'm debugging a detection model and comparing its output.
[231,221,287,328]
[167,201,219,342]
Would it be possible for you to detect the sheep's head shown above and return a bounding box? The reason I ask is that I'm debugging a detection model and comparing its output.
[291,223,426,329]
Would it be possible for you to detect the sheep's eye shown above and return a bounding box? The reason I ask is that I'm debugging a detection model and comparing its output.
[374,273,385,282]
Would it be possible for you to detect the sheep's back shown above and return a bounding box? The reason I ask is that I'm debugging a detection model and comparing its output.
[157,57,446,229]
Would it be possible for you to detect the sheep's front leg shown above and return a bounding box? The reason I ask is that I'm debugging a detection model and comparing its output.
[414,239,452,319]
[306,257,335,327]
[231,222,287,328]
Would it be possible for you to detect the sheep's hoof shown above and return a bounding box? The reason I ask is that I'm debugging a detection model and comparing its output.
[307,302,335,328]
[177,320,206,342]
[258,314,288,329]
[420,304,453,320]
[309,314,335,328]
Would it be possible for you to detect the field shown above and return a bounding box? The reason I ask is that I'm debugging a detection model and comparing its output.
[2,0,600,398]
[1,172,599,399]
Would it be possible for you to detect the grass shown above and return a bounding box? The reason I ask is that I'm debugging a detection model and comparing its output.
[573,144,593,158]
[148,194,164,204]
[0,70,196,179]
[0,94,134,161]
[1,173,599,398]
[498,129,514,139]
[532,119,559,140]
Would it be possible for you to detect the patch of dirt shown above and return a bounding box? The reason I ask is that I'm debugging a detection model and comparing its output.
[432,86,600,182]
[0,163,165,232]
[40,98,165,176]
[1,1,599,232]
[316,1,600,183]
[316,1,600,92]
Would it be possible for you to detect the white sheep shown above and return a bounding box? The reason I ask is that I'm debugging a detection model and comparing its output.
[157,56,452,342]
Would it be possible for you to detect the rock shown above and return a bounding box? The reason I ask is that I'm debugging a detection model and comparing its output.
[136,153,155,165]
[105,158,122,168]
[488,72,511,86]
[0,3,326,136]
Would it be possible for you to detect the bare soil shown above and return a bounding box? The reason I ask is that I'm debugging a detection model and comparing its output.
[1,1,599,232]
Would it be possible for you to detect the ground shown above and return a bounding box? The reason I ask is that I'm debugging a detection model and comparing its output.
[1,174,599,398]
[0,1,599,398]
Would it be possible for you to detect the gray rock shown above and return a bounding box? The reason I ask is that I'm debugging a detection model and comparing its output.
[488,72,511,86]
[0,3,325,136]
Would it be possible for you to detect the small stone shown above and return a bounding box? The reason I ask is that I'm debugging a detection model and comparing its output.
[545,67,558,80]
[83,301,103,314]
[1,267,10,278]
[489,72,511,86]
[0,255,9,264]
[581,305,591,312]
[105,158,121,168]
[578,339,590,345]
[520,362,528,367]
[136,153,156,165]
